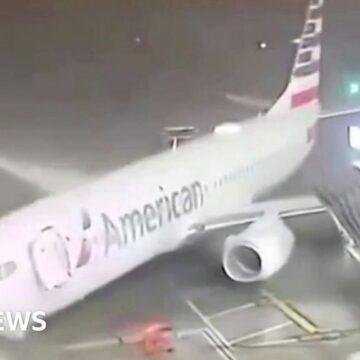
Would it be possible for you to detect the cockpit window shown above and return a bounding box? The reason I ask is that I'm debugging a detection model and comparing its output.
[0,261,17,280]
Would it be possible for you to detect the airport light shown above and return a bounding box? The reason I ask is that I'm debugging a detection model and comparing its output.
[257,41,267,50]
[349,82,360,96]
[342,72,360,102]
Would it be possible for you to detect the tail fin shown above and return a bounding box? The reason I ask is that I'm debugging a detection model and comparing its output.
[268,0,324,115]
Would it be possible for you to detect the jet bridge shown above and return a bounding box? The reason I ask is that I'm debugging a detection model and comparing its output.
[315,185,360,261]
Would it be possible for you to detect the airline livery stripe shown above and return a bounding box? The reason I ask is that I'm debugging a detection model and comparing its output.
[301,34,321,49]
[293,60,320,77]
[291,86,318,108]
[309,8,322,20]
[298,50,312,64]
[304,22,316,35]
[310,0,323,8]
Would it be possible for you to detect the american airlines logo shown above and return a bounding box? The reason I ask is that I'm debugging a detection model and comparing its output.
[0,311,46,332]
[31,181,206,292]
[101,181,205,251]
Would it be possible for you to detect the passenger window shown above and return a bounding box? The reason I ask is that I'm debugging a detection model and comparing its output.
[0,261,16,280]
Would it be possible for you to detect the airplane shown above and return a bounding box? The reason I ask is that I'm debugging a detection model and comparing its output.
[0,0,355,339]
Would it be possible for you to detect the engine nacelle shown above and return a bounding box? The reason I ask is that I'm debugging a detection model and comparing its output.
[222,215,295,282]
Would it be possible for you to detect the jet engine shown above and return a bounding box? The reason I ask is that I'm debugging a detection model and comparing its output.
[222,215,295,282]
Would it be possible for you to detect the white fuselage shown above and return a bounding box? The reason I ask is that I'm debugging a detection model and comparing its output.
[0,106,317,316]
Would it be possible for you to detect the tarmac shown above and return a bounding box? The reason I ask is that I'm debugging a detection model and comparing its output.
[1,212,359,360]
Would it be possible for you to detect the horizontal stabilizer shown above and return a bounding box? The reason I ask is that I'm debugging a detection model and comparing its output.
[225,93,272,111]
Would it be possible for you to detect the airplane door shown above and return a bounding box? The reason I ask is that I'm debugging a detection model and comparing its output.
[31,227,70,290]
[64,209,94,272]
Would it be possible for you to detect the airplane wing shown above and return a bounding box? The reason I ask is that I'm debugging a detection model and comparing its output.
[0,156,95,218]
[0,156,94,194]
[188,195,326,235]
